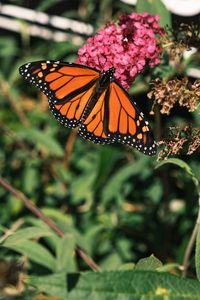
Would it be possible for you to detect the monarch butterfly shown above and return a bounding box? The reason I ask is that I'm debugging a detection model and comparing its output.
[19,60,156,156]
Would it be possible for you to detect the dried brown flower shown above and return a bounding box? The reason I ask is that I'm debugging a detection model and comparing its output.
[187,127,200,155]
[158,32,189,61]
[173,22,200,50]
[157,126,200,160]
[148,78,200,115]
[158,21,200,61]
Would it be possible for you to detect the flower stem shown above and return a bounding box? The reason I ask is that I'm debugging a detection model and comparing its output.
[162,42,174,48]
[0,176,101,272]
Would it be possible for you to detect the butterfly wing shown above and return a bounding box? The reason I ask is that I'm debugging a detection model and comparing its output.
[19,61,100,128]
[79,88,115,144]
[19,61,156,154]
[104,81,157,156]
[78,81,156,154]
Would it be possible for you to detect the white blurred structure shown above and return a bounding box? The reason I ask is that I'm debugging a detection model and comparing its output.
[120,0,200,16]
[0,1,199,42]
[0,2,93,42]
[162,0,200,16]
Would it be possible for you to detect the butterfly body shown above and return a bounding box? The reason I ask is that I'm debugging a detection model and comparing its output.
[80,67,115,122]
[98,67,115,88]
[19,60,156,156]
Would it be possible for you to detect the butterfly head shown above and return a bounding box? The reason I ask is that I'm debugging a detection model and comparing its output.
[100,67,115,87]
[107,67,115,79]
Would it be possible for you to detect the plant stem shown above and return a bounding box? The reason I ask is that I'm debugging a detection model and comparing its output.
[154,104,162,142]
[182,190,200,277]
[64,129,78,169]
[0,176,101,272]
[0,219,24,243]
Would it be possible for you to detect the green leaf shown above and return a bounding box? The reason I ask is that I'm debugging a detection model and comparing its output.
[23,165,39,195]
[65,270,200,299]
[135,255,163,271]
[16,128,64,157]
[136,0,152,13]
[0,226,54,245]
[31,270,200,299]
[195,224,200,281]
[152,0,171,28]
[94,147,121,191]
[145,179,163,204]
[28,272,67,299]
[70,172,95,203]
[136,0,171,27]
[155,158,199,188]
[0,37,19,58]
[3,240,56,271]
[8,195,23,215]
[157,263,181,272]
[118,263,135,270]
[102,157,150,203]
[56,234,76,272]
[24,217,61,253]
[42,208,74,226]
[100,253,122,271]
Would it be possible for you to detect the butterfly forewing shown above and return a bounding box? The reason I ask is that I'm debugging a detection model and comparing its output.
[19,61,100,128]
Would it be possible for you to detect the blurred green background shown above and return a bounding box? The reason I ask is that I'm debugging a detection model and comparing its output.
[0,0,200,297]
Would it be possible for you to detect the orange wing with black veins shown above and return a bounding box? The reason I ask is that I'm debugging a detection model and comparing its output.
[104,82,156,155]
[19,61,100,128]
[79,88,115,144]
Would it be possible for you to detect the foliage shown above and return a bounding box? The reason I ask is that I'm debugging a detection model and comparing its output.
[0,0,200,299]
[29,270,200,299]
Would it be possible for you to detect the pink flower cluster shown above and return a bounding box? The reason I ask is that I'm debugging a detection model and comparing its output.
[76,12,165,90]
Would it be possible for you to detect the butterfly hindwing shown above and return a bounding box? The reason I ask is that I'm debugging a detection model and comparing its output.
[104,82,157,156]
[19,61,100,128]
[79,88,115,144]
